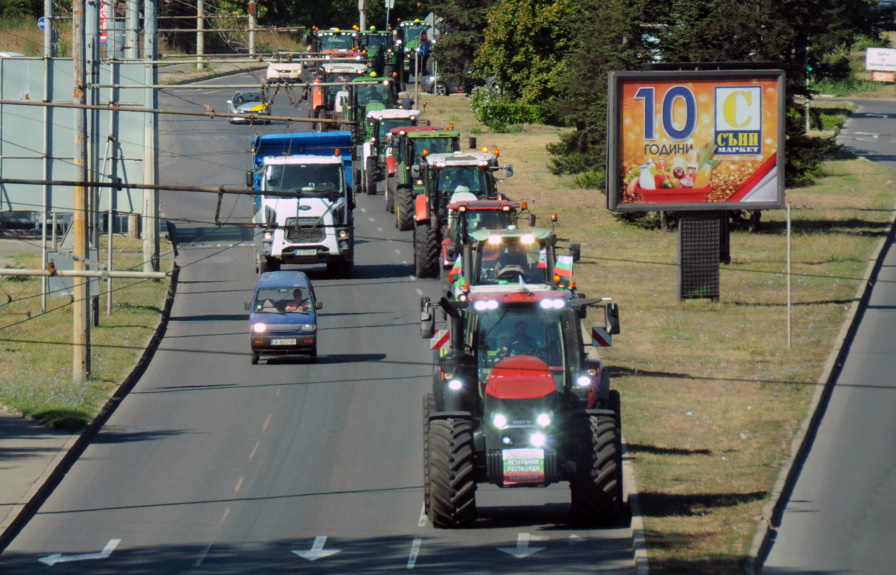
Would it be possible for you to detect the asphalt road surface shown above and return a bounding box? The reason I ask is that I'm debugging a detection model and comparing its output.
[763,99,896,573]
[0,73,637,573]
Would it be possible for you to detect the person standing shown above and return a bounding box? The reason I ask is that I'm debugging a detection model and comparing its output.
[418,30,431,75]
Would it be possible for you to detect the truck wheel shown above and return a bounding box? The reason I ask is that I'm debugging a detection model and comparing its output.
[395,187,414,231]
[385,177,396,213]
[414,223,440,278]
[428,418,476,528]
[309,345,318,363]
[423,393,435,513]
[251,352,259,365]
[365,157,378,195]
[326,260,339,274]
[266,258,281,272]
[569,415,623,526]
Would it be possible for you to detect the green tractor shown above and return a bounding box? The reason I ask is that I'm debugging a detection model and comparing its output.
[358,27,395,78]
[388,128,461,231]
[395,19,431,76]
[411,150,513,278]
[359,108,422,195]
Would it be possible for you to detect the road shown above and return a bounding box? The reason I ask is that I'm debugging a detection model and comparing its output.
[0,74,637,573]
[763,99,896,573]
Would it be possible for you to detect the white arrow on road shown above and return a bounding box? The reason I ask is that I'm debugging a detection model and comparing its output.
[497,533,545,558]
[292,536,341,562]
[39,539,121,566]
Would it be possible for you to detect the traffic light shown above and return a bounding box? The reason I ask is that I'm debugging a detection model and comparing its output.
[806,49,817,74]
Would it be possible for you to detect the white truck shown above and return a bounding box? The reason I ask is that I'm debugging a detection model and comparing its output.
[249,132,356,278]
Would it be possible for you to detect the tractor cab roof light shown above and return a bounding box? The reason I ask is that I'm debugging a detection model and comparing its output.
[520,234,535,244]
[539,298,565,310]
[487,235,502,245]
[473,299,499,311]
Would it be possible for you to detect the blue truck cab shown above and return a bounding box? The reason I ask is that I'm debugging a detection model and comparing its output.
[247,271,322,364]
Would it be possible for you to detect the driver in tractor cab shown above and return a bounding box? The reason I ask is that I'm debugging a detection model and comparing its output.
[493,242,530,282]
[445,170,472,194]
[501,320,538,357]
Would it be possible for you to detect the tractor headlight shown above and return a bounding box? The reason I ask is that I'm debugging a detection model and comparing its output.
[493,414,508,429]
[253,322,267,333]
[576,375,592,387]
[473,299,499,311]
[448,379,463,391]
[530,432,547,447]
[539,298,566,310]
[536,413,551,427]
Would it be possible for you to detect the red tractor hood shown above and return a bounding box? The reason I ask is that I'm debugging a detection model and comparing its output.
[485,355,556,400]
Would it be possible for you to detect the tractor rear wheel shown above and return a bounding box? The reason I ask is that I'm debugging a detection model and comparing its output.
[366,157,378,195]
[423,393,435,513]
[569,415,623,526]
[395,187,414,231]
[414,223,440,278]
[428,418,476,528]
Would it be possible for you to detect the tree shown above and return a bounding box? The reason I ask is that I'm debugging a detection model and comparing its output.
[427,0,494,80]
[474,0,582,106]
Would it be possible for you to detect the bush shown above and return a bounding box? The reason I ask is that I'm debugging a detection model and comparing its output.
[470,87,544,132]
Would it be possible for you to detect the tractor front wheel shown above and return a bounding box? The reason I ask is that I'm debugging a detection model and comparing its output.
[395,187,414,231]
[428,417,477,528]
[569,415,624,526]
[366,157,378,195]
[414,223,440,278]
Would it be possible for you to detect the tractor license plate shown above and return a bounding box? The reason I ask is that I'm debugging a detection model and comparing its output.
[502,448,545,485]
[295,249,316,256]
[271,338,297,346]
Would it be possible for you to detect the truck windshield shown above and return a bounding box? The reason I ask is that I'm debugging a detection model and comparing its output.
[266,164,342,196]
[473,308,565,391]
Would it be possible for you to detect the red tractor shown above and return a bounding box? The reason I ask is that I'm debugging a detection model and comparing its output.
[420,289,623,527]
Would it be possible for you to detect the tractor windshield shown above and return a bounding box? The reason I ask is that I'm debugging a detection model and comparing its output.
[357,83,393,106]
[265,163,342,197]
[452,210,515,242]
[378,118,414,141]
[403,25,428,45]
[436,167,492,200]
[363,35,388,51]
[476,239,550,285]
[471,308,566,392]
[320,35,354,51]
[412,137,458,163]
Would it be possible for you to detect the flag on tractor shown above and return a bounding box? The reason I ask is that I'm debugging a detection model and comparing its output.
[448,255,463,283]
[537,248,547,269]
[554,254,573,278]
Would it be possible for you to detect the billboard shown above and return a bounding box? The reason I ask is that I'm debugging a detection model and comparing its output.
[607,69,786,212]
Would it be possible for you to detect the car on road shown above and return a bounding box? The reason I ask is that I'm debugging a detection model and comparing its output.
[266,61,303,82]
[422,70,501,96]
[227,90,271,124]
[246,271,322,364]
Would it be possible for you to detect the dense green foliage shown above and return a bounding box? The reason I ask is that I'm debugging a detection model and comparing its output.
[427,0,492,81]
[470,87,543,131]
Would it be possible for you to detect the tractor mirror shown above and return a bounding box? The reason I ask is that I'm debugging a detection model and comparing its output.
[504,164,513,177]
[570,243,581,262]
[528,214,536,227]
[246,170,254,187]
[605,303,620,335]
[420,297,435,339]
[244,301,250,311]
[316,301,323,310]
[411,165,421,178]
[468,137,477,149]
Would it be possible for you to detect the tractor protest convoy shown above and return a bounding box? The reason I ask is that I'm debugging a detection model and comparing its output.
[247,18,625,528]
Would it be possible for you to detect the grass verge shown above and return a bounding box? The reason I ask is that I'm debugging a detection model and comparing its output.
[419,94,896,573]
[0,237,172,431]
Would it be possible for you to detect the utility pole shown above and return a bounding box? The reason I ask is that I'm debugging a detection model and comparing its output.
[196,0,204,70]
[41,0,55,314]
[359,0,367,31]
[144,0,159,273]
[248,0,256,57]
[126,0,139,59]
[73,0,90,383]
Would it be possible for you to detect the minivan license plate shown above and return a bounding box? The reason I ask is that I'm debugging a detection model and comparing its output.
[271,338,296,346]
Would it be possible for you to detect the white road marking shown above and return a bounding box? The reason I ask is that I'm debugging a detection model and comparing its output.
[194,542,213,567]
[407,275,416,281]
[369,217,376,222]
[395,249,401,254]
[407,537,423,569]
[234,476,243,492]
[263,414,272,431]
[497,533,546,558]
[377,227,383,232]
[39,539,121,566]
[418,503,427,527]
[415,288,423,296]
[292,536,341,561]
[249,440,260,460]
[360,208,368,213]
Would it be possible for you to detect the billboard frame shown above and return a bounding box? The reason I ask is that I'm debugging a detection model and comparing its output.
[607,68,786,213]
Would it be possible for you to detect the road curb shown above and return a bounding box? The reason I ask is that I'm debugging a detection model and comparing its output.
[745,202,896,574]
[0,264,180,553]
[622,440,649,574]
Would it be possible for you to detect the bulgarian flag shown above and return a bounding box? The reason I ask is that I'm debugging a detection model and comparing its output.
[554,255,574,279]
[448,255,463,283]
[537,248,547,269]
